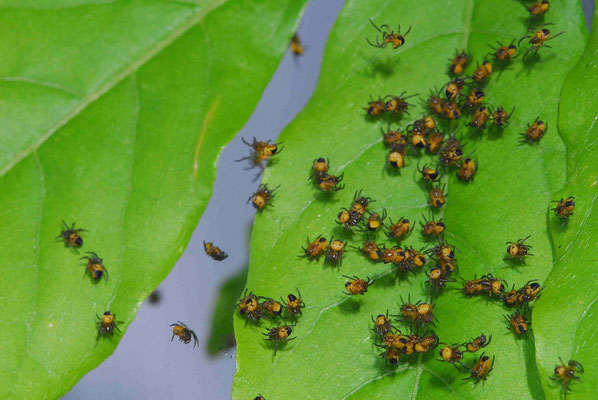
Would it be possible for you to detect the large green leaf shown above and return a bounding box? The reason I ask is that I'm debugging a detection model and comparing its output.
[0,1,308,398]
[533,3,598,399]
[233,0,589,398]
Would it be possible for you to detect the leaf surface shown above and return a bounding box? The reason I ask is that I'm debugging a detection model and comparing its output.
[0,1,308,398]
[534,3,598,398]
[233,0,589,399]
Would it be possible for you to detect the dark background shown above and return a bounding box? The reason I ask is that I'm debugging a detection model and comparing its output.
[64,1,594,398]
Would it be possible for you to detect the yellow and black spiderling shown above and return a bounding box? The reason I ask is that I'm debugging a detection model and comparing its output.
[551,358,583,398]
[488,40,518,61]
[366,19,411,49]
[387,149,406,169]
[383,128,409,148]
[170,321,198,347]
[236,137,282,165]
[363,210,387,233]
[56,220,86,250]
[465,333,491,353]
[426,267,456,295]
[428,185,447,209]
[449,50,468,75]
[505,310,529,335]
[343,275,374,295]
[372,311,393,337]
[528,0,550,16]
[442,100,461,120]
[463,353,494,384]
[468,106,490,130]
[300,236,328,261]
[491,106,515,127]
[410,115,436,134]
[384,92,418,114]
[438,343,465,367]
[462,276,489,297]
[464,89,485,110]
[482,274,507,298]
[457,156,477,182]
[96,311,122,340]
[521,118,547,143]
[366,97,385,117]
[415,302,436,328]
[439,135,464,166]
[420,214,445,238]
[520,23,565,60]
[387,216,412,241]
[317,174,345,192]
[426,131,444,153]
[551,196,575,221]
[290,33,304,55]
[263,323,295,355]
[203,241,229,261]
[80,252,108,281]
[354,239,383,262]
[417,162,440,183]
[472,60,493,83]
[427,93,445,115]
[326,239,346,266]
[337,209,362,230]
[311,157,329,181]
[444,78,466,101]
[236,289,263,324]
[260,297,284,318]
[255,395,266,400]
[410,129,427,150]
[249,184,277,210]
[376,343,402,365]
[506,235,533,262]
[403,247,427,272]
[503,285,521,307]
[414,331,439,353]
[283,289,305,319]
[518,280,543,305]
[429,240,456,264]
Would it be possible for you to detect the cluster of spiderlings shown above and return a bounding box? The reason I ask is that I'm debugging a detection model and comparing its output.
[56,221,123,340]
[300,235,348,267]
[336,190,375,231]
[366,92,417,118]
[437,333,494,384]
[235,137,282,166]
[370,307,438,366]
[236,288,305,324]
[423,240,459,296]
[310,157,345,192]
[236,288,305,355]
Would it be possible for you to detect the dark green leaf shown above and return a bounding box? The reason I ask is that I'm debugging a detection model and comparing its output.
[0,1,307,398]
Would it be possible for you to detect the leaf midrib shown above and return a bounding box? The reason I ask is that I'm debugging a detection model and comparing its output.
[0,0,227,178]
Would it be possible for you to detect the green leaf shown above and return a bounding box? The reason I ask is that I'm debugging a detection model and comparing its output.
[208,267,248,355]
[0,1,307,398]
[533,3,598,399]
[233,0,589,398]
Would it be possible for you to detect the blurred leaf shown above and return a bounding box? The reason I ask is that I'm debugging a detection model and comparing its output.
[0,1,307,398]
[208,267,248,355]
[233,0,589,398]
[534,3,598,399]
